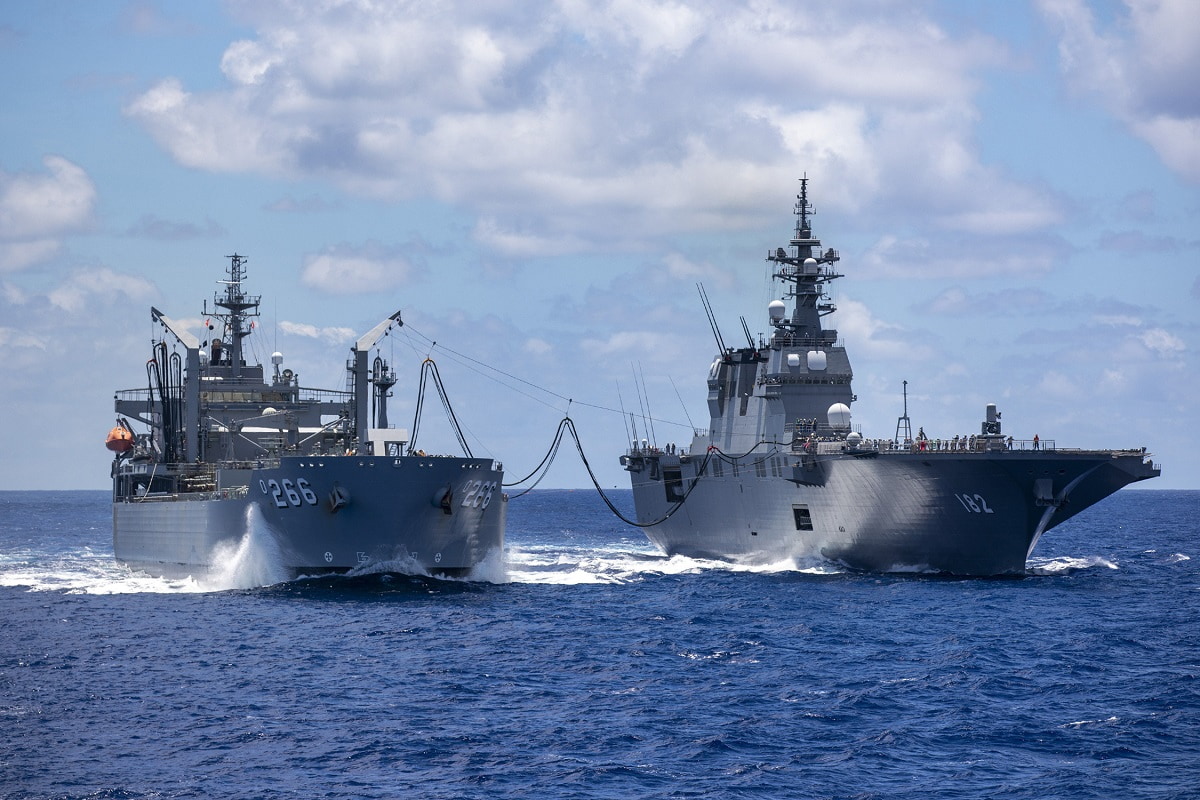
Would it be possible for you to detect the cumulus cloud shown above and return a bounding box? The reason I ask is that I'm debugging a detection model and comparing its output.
[0,240,61,272]
[124,0,1058,251]
[0,156,96,271]
[661,252,733,289]
[1038,0,1200,182]
[299,242,416,294]
[47,267,156,313]
[835,298,933,361]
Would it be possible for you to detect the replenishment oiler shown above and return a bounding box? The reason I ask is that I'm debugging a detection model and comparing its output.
[107,254,504,578]
[620,179,1159,575]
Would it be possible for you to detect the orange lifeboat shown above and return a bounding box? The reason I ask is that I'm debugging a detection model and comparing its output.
[105,426,134,453]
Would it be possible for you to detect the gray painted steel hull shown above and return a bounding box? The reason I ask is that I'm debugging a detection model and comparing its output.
[114,455,505,579]
[627,449,1157,575]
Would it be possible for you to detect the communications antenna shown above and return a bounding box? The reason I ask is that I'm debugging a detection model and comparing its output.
[895,380,912,443]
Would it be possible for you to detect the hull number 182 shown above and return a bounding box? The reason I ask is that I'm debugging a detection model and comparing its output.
[955,492,994,514]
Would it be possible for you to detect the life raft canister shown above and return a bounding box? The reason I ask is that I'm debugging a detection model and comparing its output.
[105,426,134,453]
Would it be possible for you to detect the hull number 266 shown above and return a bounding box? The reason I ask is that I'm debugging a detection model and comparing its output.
[261,478,318,508]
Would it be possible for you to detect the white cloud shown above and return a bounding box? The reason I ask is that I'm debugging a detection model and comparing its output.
[581,330,657,358]
[661,252,733,289]
[472,217,589,258]
[836,298,934,361]
[47,267,156,314]
[1038,0,1200,183]
[1138,327,1185,356]
[278,320,356,344]
[0,156,96,271]
[1093,314,1143,327]
[1131,115,1200,180]
[523,337,552,356]
[0,240,61,273]
[2,281,29,305]
[300,243,415,295]
[860,232,1067,279]
[0,326,45,351]
[124,0,1054,248]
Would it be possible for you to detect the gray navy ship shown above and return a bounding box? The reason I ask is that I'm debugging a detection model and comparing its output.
[108,254,505,578]
[620,179,1159,575]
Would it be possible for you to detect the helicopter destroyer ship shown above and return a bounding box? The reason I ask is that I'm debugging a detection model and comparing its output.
[620,180,1159,575]
[107,254,504,579]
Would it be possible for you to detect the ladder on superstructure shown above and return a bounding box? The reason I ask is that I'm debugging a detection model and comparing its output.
[895,380,912,443]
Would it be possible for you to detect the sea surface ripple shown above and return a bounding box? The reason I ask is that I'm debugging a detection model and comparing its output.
[1,489,1197,799]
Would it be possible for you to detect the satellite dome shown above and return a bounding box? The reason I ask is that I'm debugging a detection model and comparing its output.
[827,402,851,430]
[272,352,284,366]
[846,431,862,446]
[768,300,786,321]
[803,257,819,275]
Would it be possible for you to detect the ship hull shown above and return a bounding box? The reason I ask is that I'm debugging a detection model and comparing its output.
[113,455,505,579]
[626,449,1158,575]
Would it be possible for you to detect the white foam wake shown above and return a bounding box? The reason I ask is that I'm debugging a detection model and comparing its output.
[1027,554,1119,576]
[1,504,290,594]
[497,543,841,585]
[0,546,205,595]
[202,504,290,590]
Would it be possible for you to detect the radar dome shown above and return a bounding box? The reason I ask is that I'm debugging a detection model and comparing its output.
[271,351,284,366]
[803,257,818,275]
[827,402,851,430]
[846,432,862,447]
[768,300,786,321]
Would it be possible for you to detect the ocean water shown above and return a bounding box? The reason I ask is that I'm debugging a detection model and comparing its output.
[1,489,1197,800]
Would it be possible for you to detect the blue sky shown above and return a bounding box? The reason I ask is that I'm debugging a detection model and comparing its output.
[1,0,1196,491]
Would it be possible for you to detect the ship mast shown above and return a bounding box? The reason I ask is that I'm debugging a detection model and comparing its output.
[205,253,260,380]
[765,176,842,344]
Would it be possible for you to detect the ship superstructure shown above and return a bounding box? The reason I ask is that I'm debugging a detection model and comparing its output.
[620,181,1159,575]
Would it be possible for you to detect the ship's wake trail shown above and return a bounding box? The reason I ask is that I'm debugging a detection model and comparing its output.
[205,505,290,590]
[499,543,843,585]
[1026,554,1119,576]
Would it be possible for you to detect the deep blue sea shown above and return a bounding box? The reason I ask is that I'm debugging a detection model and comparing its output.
[1,489,1197,800]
